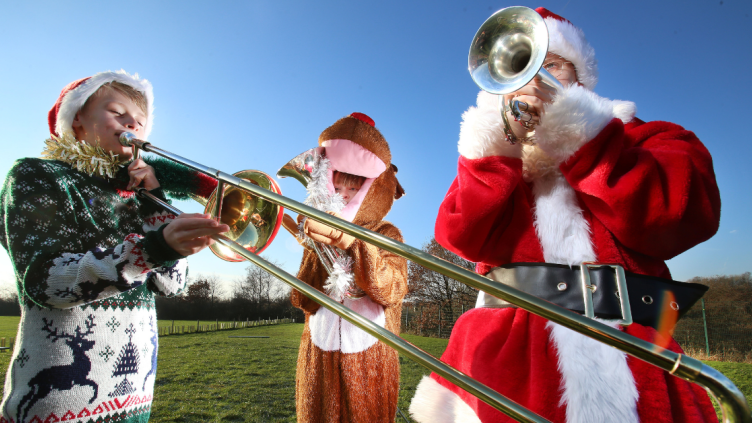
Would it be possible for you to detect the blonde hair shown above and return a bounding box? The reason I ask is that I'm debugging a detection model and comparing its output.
[333,171,365,189]
[81,81,148,116]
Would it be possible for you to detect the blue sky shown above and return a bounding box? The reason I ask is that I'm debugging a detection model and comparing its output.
[0,0,750,291]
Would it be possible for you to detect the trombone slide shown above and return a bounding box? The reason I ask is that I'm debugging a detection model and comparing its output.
[121,133,751,423]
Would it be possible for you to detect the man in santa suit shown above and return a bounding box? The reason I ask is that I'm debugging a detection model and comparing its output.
[408,7,721,423]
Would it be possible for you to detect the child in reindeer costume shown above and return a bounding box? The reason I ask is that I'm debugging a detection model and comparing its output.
[291,113,407,423]
[409,8,721,423]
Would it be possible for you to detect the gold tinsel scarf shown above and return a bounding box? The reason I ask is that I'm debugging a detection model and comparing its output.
[42,134,126,179]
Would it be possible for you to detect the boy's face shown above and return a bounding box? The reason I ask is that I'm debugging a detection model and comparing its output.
[72,88,147,161]
[334,181,360,205]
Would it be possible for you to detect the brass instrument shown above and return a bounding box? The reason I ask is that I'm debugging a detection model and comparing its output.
[277,148,348,275]
[121,132,283,262]
[119,132,750,422]
[469,6,564,145]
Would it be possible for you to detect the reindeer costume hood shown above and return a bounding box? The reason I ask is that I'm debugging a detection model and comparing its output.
[317,112,404,225]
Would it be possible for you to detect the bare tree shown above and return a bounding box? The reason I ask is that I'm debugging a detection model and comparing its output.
[233,257,288,304]
[0,284,18,302]
[0,284,19,316]
[407,237,477,316]
[205,274,226,304]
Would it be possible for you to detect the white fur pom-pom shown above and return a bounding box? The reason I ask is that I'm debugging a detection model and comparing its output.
[535,84,636,163]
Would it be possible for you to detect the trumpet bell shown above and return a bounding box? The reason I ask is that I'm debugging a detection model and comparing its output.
[205,170,283,262]
[469,6,549,94]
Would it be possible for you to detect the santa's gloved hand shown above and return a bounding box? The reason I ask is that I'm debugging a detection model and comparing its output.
[303,212,355,250]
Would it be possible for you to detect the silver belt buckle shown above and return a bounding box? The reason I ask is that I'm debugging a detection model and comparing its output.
[580,262,633,326]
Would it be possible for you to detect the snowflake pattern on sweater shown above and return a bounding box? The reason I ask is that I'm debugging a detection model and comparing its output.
[0,158,188,423]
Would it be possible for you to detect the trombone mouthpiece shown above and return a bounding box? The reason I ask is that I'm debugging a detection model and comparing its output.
[119,132,138,146]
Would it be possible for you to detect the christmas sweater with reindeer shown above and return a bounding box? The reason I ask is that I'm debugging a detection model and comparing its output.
[0,155,213,423]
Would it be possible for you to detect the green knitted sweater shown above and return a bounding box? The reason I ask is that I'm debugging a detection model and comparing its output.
[0,156,213,423]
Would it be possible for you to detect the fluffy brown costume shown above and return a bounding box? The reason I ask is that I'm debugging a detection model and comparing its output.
[291,113,407,423]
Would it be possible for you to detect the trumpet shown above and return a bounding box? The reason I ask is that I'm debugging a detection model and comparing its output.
[468,6,564,145]
[119,132,750,422]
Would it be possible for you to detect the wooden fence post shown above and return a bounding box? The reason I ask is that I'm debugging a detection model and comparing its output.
[702,298,710,356]
[438,307,442,338]
[419,306,422,336]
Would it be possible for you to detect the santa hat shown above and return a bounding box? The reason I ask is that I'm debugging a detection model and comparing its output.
[536,7,598,91]
[48,70,154,138]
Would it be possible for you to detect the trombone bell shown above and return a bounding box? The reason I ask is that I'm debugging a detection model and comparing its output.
[204,170,283,262]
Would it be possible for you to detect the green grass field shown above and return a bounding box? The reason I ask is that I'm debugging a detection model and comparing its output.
[0,317,749,422]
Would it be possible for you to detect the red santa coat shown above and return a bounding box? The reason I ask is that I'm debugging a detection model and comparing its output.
[408,85,721,423]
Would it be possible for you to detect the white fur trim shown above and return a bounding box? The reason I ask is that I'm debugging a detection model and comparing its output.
[309,296,385,353]
[56,70,155,139]
[409,376,482,423]
[458,91,522,160]
[532,173,596,266]
[545,16,598,91]
[548,320,639,423]
[535,84,636,163]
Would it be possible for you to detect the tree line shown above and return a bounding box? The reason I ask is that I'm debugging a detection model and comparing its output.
[0,259,305,322]
[156,259,304,322]
[405,238,752,323]
[0,245,748,324]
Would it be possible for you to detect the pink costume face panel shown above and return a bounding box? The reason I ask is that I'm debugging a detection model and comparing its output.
[322,139,387,222]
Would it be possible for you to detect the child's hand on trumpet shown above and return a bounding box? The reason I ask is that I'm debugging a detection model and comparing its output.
[299,212,355,250]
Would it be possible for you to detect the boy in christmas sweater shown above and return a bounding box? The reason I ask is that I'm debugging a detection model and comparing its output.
[409,8,720,423]
[0,70,228,423]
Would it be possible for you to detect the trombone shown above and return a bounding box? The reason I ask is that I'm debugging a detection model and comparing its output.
[119,132,750,423]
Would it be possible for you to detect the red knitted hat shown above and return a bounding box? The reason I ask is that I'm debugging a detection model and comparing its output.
[535,7,598,90]
[48,70,155,138]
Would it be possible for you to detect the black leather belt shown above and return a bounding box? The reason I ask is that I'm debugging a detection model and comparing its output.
[482,263,708,330]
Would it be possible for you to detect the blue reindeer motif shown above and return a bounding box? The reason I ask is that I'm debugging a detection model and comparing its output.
[143,316,158,390]
[17,315,98,423]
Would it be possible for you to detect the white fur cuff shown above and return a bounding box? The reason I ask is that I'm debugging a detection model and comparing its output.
[409,376,482,423]
[534,85,636,163]
[458,91,522,160]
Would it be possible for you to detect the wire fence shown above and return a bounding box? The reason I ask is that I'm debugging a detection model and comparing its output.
[0,318,293,353]
[673,300,752,361]
[157,317,293,336]
[402,300,752,362]
[402,302,474,339]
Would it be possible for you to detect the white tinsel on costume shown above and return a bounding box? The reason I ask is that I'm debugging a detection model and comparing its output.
[323,257,355,302]
[300,150,356,302]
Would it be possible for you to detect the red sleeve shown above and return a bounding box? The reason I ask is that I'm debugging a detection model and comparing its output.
[435,155,542,267]
[561,118,721,260]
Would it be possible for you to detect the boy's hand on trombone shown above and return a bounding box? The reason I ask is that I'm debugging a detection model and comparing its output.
[302,212,355,250]
[127,158,160,191]
[163,213,230,256]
